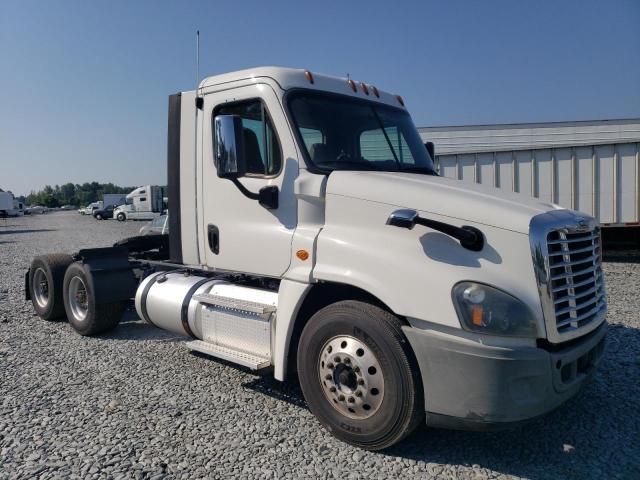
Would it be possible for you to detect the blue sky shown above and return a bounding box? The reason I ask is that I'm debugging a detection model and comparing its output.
[1,0,639,195]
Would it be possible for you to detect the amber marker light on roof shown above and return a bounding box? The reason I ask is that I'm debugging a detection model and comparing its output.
[304,70,314,84]
[395,95,405,106]
[360,82,369,95]
[348,79,357,92]
[371,86,380,98]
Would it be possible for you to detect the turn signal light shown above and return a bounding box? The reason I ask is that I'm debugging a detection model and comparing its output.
[348,79,357,92]
[371,86,380,98]
[296,250,309,261]
[360,82,369,95]
[471,306,484,326]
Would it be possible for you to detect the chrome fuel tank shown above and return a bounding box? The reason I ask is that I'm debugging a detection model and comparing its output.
[134,271,222,337]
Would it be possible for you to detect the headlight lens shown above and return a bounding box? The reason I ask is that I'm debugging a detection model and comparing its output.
[452,282,539,338]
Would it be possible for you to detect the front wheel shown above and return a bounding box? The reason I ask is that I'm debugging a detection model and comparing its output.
[116,213,125,221]
[95,213,103,220]
[63,262,125,336]
[297,300,424,450]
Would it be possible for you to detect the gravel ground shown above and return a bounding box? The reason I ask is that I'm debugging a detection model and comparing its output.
[0,212,639,479]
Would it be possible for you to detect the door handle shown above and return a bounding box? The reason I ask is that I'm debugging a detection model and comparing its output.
[208,224,219,254]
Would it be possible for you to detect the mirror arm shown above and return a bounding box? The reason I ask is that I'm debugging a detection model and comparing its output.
[386,209,484,251]
[230,179,279,209]
[231,178,259,200]
[414,217,484,251]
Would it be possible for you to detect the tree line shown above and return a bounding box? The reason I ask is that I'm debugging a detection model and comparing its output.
[24,183,137,208]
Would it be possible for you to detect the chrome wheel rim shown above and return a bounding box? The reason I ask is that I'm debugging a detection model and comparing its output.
[318,335,385,419]
[32,268,49,309]
[68,276,88,321]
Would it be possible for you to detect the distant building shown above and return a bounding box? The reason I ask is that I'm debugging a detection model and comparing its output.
[419,118,640,226]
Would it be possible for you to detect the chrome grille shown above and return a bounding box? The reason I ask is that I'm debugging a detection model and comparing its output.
[547,230,606,334]
[530,211,607,343]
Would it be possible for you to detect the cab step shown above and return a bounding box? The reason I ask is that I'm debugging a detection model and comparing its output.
[185,340,271,370]
[192,293,276,316]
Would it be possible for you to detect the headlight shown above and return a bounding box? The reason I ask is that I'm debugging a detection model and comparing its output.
[452,282,539,338]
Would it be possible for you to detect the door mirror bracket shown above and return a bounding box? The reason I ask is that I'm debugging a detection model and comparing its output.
[230,179,279,210]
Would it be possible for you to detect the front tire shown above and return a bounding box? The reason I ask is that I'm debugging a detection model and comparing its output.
[95,213,103,220]
[63,262,125,336]
[116,213,125,221]
[28,254,74,320]
[297,300,424,450]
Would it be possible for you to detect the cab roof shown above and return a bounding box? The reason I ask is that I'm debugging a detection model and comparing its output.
[198,66,406,110]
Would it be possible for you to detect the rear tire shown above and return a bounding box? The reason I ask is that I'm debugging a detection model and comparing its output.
[28,254,74,320]
[116,213,125,221]
[297,300,424,450]
[95,213,103,220]
[63,262,125,336]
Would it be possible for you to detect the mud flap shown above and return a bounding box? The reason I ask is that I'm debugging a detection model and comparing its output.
[25,269,31,301]
[75,247,138,304]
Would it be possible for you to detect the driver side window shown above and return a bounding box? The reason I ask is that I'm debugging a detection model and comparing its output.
[215,100,282,176]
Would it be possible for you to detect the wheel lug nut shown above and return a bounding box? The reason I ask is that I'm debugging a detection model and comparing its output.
[354,366,360,373]
[329,386,336,393]
[355,391,362,397]
[344,358,351,364]
[358,379,364,385]
[325,374,332,380]
[327,363,334,369]
[338,395,345,401]
[334,356,341,363]
[348,397,355,403]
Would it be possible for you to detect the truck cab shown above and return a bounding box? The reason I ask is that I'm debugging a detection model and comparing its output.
[27,67,607,450]
[114,185,163,221]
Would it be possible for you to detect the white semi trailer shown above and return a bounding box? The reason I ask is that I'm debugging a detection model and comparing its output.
[25,67,607,450]
[103,193,126,209]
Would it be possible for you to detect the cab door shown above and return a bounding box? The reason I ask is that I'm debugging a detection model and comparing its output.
[200,83,298,277]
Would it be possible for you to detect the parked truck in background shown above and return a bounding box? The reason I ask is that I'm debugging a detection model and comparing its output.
[0,191,25,217]
[113,185,163,221]
[25,67,607,450]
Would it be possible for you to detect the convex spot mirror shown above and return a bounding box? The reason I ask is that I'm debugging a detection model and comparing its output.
[214,115,247,178]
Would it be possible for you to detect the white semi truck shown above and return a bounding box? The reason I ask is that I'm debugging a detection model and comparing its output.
[25,67,607,450]
[0,191,24,217]
[113,185,163,221]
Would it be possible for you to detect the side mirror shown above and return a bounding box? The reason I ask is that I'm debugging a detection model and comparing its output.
[425,141,435,160]
[386,209,418,229]
[214,115,247,178]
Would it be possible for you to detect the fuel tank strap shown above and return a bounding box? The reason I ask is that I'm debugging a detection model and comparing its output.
[140,273,162,328]
[181,278,212,338]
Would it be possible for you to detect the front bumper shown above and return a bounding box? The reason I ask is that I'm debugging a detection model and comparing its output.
[403,321,606,430]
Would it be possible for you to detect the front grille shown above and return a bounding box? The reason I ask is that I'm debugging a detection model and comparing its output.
[546,228,606,335]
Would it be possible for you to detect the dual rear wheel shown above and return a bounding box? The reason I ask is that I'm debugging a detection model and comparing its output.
[28,255,125,335]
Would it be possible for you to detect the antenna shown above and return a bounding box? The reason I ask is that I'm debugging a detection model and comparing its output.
[196,30,200,93]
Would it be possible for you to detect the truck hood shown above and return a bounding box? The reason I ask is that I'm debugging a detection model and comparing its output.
[326,171,561,234]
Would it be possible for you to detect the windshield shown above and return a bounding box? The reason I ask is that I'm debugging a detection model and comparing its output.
[288,92,435,174]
